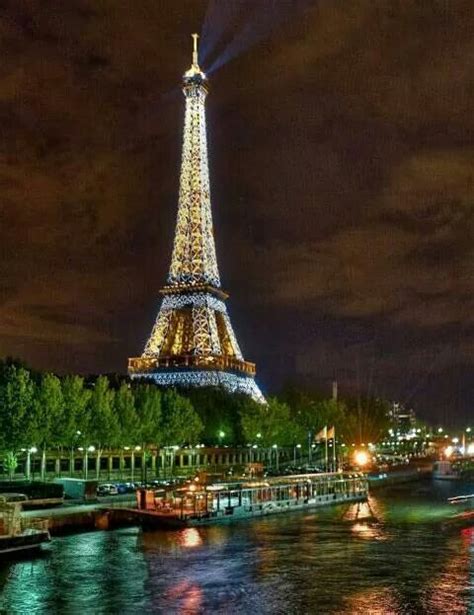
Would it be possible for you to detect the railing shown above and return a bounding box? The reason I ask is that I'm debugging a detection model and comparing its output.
[0,445,291,481]
[128,353,256,376]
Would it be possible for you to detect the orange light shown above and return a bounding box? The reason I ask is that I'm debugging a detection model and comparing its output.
[444,445,454,458]
[354,450,370,467]
[180,527,202,548]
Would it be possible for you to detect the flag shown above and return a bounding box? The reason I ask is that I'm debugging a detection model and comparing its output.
[327,426,335,440]
[314,426,327,441]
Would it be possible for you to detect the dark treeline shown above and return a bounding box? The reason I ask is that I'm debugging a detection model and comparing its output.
[0,359,395,478]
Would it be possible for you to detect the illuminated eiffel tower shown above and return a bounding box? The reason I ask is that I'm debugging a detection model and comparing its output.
[128,34,264,403]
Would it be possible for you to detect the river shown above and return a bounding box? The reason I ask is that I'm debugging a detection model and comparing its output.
[1,479,473,614]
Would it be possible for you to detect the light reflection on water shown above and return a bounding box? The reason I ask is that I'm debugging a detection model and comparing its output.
[0,480,473,614]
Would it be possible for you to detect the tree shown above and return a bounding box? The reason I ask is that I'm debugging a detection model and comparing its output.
[134,384,163,480]
[135,384,162,445]
[115,382,137,445]
[240,397,301,447]
[161,390,203,477]
[88,376,118,479]
[3,452,18,480]
[290,397,345,435]
[182,386,248,444]
[62,375,91,475]
[115,382,137,478]
[33,373,64,480]
[342,396,391,445]
[0,364,35,478]
[161,389,203,447]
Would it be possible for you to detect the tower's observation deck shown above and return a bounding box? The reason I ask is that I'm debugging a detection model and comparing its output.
[128,35,264,403]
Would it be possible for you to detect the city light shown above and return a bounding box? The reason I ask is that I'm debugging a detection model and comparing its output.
[444,446,453,458]
[354,450,370,467]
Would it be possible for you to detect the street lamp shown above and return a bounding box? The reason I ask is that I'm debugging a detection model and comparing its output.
[69,431,82,477]
[354,450,370,468]
[294,443,302,464]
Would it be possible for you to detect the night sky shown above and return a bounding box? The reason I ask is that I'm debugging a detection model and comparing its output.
[0,1,472,422]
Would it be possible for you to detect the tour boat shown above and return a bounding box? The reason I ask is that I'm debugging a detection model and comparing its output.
[0,500,50,555]
[131,472,369,528]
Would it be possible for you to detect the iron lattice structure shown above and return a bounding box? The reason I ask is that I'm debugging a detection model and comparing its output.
[128,35,265,403]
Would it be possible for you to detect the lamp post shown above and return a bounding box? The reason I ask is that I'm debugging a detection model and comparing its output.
[71,430,81,477]
[294,443,301,465]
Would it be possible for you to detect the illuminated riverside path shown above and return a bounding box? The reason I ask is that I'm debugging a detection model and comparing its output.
[1,481,473,613]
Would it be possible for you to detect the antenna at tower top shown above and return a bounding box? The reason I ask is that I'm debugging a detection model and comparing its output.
[192,33,199,67]
[184,32,205,80]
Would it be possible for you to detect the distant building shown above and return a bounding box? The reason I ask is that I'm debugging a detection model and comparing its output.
[388,402,416,434]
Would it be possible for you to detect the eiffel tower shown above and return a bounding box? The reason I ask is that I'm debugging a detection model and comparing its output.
[128,34,265,403]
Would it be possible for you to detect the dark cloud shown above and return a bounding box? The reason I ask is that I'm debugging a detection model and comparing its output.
[0,1,472,421]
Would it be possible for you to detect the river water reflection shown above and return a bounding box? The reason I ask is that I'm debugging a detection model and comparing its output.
[1,480,473,614]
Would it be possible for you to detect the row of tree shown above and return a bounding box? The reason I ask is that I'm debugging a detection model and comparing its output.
[0,360,395,478]
[0,362,203,479]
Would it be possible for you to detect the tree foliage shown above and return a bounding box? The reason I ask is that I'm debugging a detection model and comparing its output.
[0,364,35,453]
[115,382,138,446]
[62,375,91,447]
[0,360,397,471]
[88,376,118,449]
[34,373,64,449]
[161,389,203,446]
[240,397,303,446]
[134,384,162,446]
